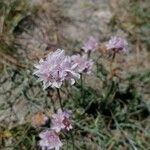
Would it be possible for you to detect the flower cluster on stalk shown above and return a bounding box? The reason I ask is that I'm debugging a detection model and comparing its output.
[34,49,80,89]
[39,130,62,150]
[38,109,72,150]
[34,50,95,149]
[51,109,72,133]
[33,36,128,150]
[82,36,98,53]
[34,48,95,90]
[71,54,93,74]
[106,36,128,53]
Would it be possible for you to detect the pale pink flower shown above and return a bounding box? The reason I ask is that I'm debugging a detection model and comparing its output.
[51,109,72,133]
[34,49,80,89]
[39,130,62,150]
[82,36,98,53]
[71,54,93,74]
[106,36,128,53]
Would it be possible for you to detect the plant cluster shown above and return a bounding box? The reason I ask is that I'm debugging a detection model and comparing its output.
[33,36,129,150]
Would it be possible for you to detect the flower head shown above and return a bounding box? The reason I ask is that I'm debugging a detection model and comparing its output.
[34,49,80,89]
[106,36,128,53]
[71,54,93,74]
[82,36,98,53]
[39,130,62,150]
[51,109,72,133]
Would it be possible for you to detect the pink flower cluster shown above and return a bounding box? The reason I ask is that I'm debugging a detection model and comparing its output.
[71,54,93,74]
[82,36,98,53]
[39,130,62,150]
[34,49,80,89]
[106,36,128,53]
[34,48,95,90]
[34,36,128,150]
[51,109,72,132]
[39,109,72,150]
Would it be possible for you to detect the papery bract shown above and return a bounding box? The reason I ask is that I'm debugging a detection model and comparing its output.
[31,112,48,127]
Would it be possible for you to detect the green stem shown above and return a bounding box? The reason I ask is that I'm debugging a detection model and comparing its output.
[47,91,56,112]
[51,96,57,113]
[110,51,116,77]
[80,74,84,104]
[56,88,63,110]
[70,131,75,150]
[87,51,91,59]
